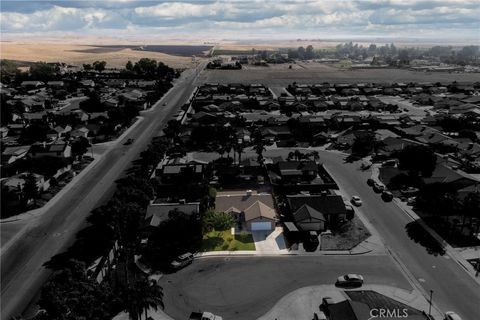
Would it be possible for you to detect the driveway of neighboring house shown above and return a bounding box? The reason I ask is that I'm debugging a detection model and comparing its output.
[251,227,287,253]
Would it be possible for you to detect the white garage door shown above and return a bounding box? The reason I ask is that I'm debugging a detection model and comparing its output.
[251,222,272,231]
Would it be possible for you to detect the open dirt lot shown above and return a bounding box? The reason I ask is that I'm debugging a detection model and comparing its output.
[196,63,480,85]
[1,42,200,69]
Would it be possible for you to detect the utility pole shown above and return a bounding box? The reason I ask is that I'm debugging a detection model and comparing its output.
[428,289,433,317]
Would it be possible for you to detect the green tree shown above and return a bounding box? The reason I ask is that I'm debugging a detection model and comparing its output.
[23,173,39,204]
[38,260,115,320]
[126,60,134,71]
[30,62,56,80]
[203,209,234,232]
[123,278,164,320]
[395,145,437,177]
[351,132,376,157]
[93,60,107,72]
[71,137,90,160]
[83,63,93,71]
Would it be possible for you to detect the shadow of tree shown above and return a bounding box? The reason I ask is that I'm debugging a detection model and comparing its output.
[201,236,224,251]
[405,221,446,256]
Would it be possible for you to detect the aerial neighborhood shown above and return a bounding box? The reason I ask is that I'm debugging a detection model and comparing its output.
[1,26,480,320]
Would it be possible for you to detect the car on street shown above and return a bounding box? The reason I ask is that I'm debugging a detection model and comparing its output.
[407,197,417,206]
[170,252,194,270]
[373,182,385,193]
[336,274,364,287]
[190,311,223,320]
[351,196,362,206]
[124,138,134,145]
[381,190,394,202]
[367,178,375,186]
[444,311,462,320]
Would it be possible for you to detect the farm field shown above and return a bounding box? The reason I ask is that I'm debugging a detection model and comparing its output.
[0,42,203,68]
[196,62,480,85]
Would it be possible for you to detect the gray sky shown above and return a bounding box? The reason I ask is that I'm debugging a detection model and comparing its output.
[1,0,479,42]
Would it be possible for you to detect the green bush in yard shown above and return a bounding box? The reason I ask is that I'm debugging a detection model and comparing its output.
[203,209,234,232]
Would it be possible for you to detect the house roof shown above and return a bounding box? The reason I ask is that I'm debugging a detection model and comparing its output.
[287,194,347,216]
[145,202,200,227]
[215,192,275,213]
[326,300,371,320]
[278,161,318,176]
[293,204,326,222]
[244,201,276,221]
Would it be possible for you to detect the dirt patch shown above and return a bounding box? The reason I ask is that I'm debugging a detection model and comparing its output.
[320,216,371,251]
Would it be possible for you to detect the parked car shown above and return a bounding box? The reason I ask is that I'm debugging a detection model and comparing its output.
[444,311,462,320]
[367,178,375,186]
[381,191,394,202]
[407,197,417,206]
[189,312,223,320]
[170,252,194,270]
[400,187,419,196]
[351,196,362,206]
[344,203,355,219]
[336,274,364,287]
[303,231,319,252]
[124,138,134,145]
[373,182,385,193]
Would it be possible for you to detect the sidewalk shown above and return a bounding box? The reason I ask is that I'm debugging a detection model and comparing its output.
[371,164,480,286]
[195,233,384,258]
[257,284,443,320]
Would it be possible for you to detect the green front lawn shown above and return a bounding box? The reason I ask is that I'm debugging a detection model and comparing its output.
[201,229,255,251]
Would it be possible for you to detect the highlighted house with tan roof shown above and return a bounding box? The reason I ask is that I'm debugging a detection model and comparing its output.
[215,190,277,231]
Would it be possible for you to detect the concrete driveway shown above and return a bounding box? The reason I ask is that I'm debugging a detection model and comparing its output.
[251,227,287,253]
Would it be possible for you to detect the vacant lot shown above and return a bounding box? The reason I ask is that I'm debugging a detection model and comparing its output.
[196,63,480,85]
[1,42,199,68]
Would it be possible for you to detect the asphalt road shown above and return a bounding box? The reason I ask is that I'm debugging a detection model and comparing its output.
[316,151,480,320]
[160,255,411,320]
[169,147,480,320]
[0,62,206,319]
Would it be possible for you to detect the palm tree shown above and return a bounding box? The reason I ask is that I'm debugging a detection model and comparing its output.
[124,278,164,320]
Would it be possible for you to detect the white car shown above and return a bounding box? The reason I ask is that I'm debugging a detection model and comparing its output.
[444,311,462,320]
[170,252,194,270]
[351,196,362,206]
[336,274,364,287]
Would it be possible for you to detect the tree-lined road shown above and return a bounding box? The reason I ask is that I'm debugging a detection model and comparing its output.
[0,62,207,319]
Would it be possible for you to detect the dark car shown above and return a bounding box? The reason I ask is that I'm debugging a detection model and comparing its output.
[124,138,134,145]
[367,178,375,186]
[381,190,394,202]
[303,231,319,252]
[373,182,385,193]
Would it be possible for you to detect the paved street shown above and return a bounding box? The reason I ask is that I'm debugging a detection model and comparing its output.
[178,147,480,319]
[160,256,412,320]
[316,150,480,320]
[0,62,206,319]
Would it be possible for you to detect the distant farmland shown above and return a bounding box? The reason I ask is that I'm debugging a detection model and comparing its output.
[74,45,213,57]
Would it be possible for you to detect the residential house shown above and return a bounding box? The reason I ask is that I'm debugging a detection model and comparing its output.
[215,191,277,231]
[144,200,200,227]
[28,141,71,159]
[287,193,347,226]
